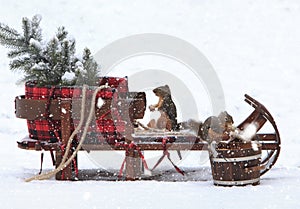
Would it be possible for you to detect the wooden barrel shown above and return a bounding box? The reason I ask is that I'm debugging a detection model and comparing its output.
[210,141,262,186]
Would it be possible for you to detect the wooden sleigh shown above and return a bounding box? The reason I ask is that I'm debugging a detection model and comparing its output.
[15,91,281,181]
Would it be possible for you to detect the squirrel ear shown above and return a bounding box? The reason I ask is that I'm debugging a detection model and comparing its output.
[164,85,170,91]
[164,85,171,94]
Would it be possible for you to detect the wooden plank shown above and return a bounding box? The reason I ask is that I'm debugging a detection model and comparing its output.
[260,142,280,150]
[15,96,61,120]
[125,146,141,180]
[237,108,267,132]
[81,142,208,151]
[138,143,208,150]
[56,100,73,180]
[19,139,278,152]
[256,133,277,141]
[82,141,277,151]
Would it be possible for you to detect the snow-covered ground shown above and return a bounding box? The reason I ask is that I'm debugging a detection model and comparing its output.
[1,0,300,208]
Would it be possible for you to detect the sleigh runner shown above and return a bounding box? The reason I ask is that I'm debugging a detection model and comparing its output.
[15,79,281,184]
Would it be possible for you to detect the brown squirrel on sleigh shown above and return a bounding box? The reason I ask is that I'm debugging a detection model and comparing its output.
[147,85,178,131]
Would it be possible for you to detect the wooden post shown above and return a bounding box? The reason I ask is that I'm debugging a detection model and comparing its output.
[55,100,73,180]
[125,146,142,180]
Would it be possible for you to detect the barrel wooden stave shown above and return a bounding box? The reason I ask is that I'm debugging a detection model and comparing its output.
[211,141,262,186]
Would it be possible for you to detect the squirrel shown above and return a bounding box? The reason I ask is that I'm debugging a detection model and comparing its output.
[148,85,178,131]
[199,111,235,157]
[200,111,234,144]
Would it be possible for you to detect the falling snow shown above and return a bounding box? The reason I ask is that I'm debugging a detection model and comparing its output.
[0,1,300,209]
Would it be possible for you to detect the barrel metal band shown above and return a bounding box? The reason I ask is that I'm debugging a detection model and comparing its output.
[212,154,261,163]
[213,177,260,186]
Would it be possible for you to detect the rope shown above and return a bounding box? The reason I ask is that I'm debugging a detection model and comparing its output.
[151,138,184,175]
[25,85,109,182]
[116,142,150,179]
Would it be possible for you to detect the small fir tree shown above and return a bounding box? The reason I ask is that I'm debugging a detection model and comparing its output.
[71,48,99,86]
[0,14,99,86]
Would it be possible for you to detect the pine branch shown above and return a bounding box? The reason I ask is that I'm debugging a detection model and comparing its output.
[60,40,71,71]
[81,48,99,85]
[56,26,68,42]
[0,22,20,38]
[0,15,100,86]
[0,36,24,49]
[22,17,32,45]
[7,48,29,58]
[9,56,33,72]
[0,23,23,49]
[31,15,42,41]
[45,37,59,69]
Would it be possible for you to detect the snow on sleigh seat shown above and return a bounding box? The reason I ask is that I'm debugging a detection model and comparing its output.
[15,76,146,150]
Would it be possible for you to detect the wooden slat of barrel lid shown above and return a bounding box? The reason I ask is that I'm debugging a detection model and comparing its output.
[217,140,261,150]
[237,108,267,131]
[212,153,262,163]
[15,96,61,120]
[216,141,262,158]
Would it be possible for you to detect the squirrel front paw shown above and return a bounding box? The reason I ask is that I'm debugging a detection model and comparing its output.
[149,105,156,111]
